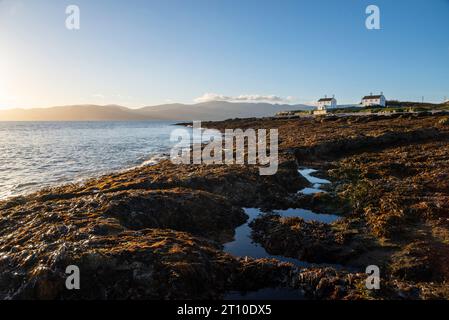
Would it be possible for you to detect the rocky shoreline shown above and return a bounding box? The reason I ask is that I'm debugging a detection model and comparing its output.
[1,112,449,299]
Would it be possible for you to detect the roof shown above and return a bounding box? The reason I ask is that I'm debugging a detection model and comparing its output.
[362,95,384,100]
[318,98,335,102]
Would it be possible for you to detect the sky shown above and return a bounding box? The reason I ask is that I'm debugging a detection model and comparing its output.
[0,0,448,109]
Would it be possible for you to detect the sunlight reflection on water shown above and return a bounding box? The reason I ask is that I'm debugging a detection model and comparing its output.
[0,121,178,199]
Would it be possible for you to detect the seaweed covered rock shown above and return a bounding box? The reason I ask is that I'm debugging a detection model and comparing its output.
[390,241,436,282]
[101,188,247,242]
[250,214,344,263]
[36,159,308,209]
[294,268,366,299]
[0,229,237,299]
[230,258,297,292]
[0,187,248,299]
[249,214,375,266]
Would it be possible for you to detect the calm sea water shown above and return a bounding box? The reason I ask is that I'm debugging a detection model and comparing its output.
[0,121,180,200]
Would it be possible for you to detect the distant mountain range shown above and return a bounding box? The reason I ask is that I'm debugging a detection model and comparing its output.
[0,101,314,121]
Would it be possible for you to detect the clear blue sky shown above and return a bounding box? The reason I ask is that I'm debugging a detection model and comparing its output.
[0,0,448,109]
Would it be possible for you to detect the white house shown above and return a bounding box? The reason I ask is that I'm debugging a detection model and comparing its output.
[317,96,337,109]
[362,93,386,107]
[314,96,336,115]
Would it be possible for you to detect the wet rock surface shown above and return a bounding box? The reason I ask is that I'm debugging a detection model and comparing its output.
[205,113,449,298]
[101,188,247,242]
[32,160,307,209]
[1,112,449,299]
[250,214,344,263]
[0,229,237,300]
[250,214,374,266]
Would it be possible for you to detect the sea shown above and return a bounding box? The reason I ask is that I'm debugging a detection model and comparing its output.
[0,121,180,200]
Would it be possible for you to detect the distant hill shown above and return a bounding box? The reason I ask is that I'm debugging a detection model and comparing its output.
[138,101,313,120]
[0,101,313,121]
[0,105,145,121]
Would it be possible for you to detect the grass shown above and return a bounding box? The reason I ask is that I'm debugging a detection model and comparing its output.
[330,101,449,114]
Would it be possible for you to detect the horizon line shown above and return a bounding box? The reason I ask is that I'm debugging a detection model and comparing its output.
[1,98,446,111]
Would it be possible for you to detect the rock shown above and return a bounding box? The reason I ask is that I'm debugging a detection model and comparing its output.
[250,214,345,264]
[0,229,238,299]
[101,188,247,242]
[1,113,449,299]
[437,117,449,126]
[390,241,434,281]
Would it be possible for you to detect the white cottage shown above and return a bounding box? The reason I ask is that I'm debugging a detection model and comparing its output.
[362,93,386,107]
[317,96,337,109]
[314,96,336,115]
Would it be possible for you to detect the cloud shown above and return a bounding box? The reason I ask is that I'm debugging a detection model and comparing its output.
[194,93,293,104]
